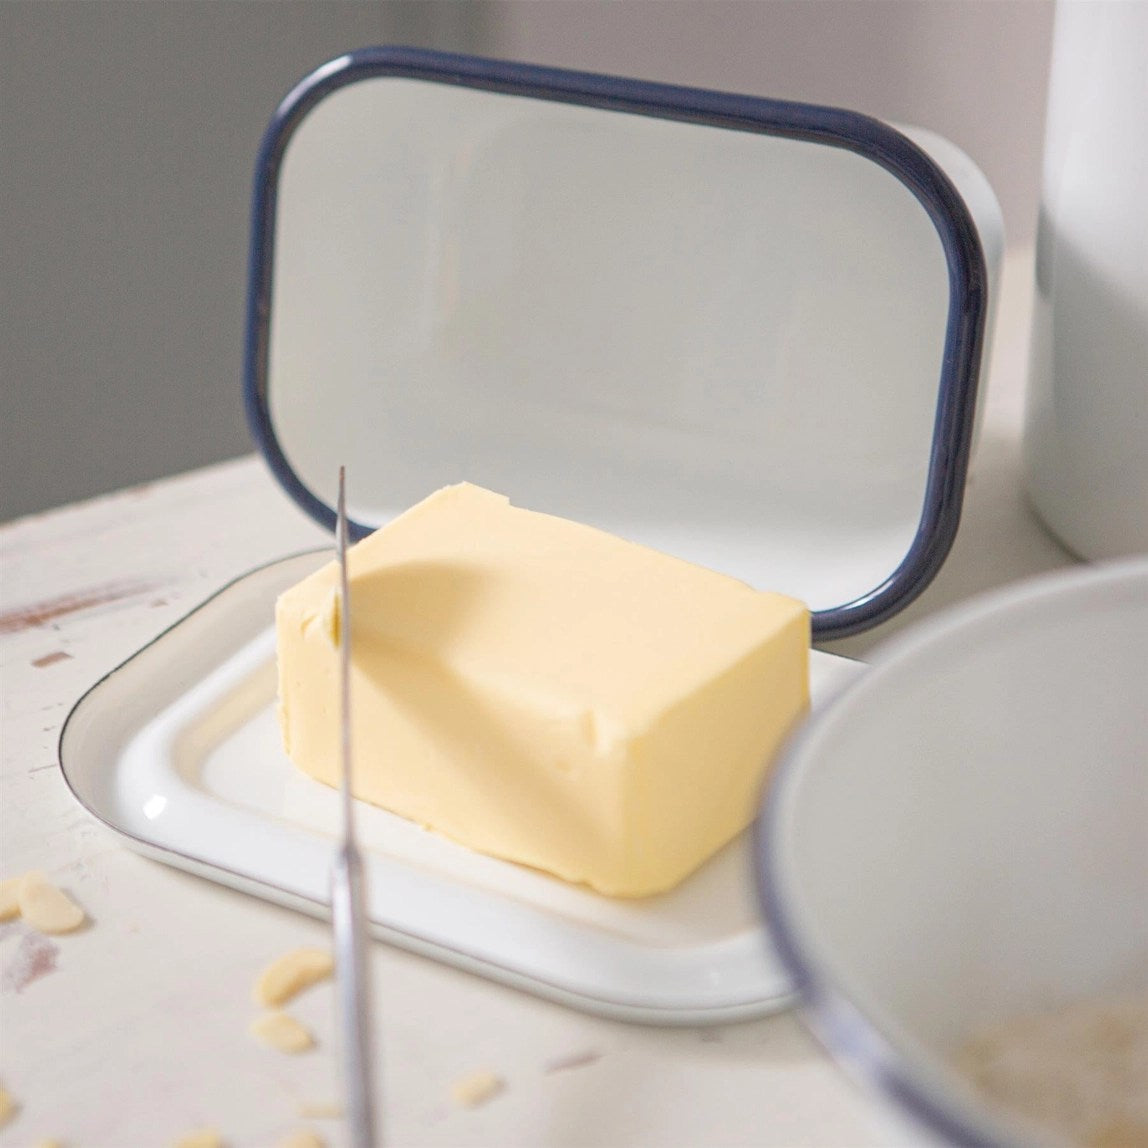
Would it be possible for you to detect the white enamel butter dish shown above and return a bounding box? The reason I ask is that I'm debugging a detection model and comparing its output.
[61,551,865,1023]
[60,48,1003,1023]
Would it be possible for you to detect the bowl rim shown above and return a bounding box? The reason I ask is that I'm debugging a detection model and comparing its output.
[755,555,1148,1146]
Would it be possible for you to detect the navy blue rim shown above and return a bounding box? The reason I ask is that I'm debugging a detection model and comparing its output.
[755,713,1026,1147]
[243,45,989,642]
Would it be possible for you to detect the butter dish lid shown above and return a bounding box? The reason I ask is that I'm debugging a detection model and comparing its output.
[244,47,1002,640]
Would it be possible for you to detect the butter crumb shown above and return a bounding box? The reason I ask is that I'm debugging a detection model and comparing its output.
[279,1130,325,1148]
[17,871,85,934]
[1089,1121,1148,1148]
[0,876,22,921]
[36,1140,64,1148]
[956,988,1148,1146]
[297,1100,343,1119]
[0,1085,16,1125]
[254,947,334,1007]
[172,1130,223,1148]
[451,1070,504,1108]
[249,1010,315,1054]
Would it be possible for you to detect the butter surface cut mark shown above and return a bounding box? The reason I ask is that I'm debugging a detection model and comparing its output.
[276,482,809,897]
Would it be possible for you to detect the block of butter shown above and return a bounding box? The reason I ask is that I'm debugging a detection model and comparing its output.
[276,483,809,897]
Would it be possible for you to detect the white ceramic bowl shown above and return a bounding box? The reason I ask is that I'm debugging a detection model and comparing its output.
[757,558,1148,1145]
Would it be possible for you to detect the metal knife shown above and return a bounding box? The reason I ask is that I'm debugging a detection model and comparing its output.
[331,466,381,1146]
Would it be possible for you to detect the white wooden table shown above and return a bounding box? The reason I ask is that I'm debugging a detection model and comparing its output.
[0,248,1074,1148]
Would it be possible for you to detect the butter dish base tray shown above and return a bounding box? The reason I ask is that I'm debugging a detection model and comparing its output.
[59,551,865,1025]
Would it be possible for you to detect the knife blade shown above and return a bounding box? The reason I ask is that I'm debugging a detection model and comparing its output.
[331,465,381,1146]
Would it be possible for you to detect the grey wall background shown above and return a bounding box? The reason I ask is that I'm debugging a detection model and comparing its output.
[1,1,1054,523]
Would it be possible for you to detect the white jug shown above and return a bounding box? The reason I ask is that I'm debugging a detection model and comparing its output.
[1024,0,1148,559]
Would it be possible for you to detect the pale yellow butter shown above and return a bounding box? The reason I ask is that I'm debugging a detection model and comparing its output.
[276,483,809,897]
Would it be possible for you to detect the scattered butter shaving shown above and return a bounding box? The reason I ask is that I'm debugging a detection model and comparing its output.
[451,1070,505,1108]
[172,1131,223,1148]
[249,1010,315,1054]
[17,871,85,934]
[0,1085,16,1125]
[0,876,22,921]
[297,1100,343,1119]
[279,1130,325,1148]
[254,947,334,1007]
[36,1140,64,1148]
